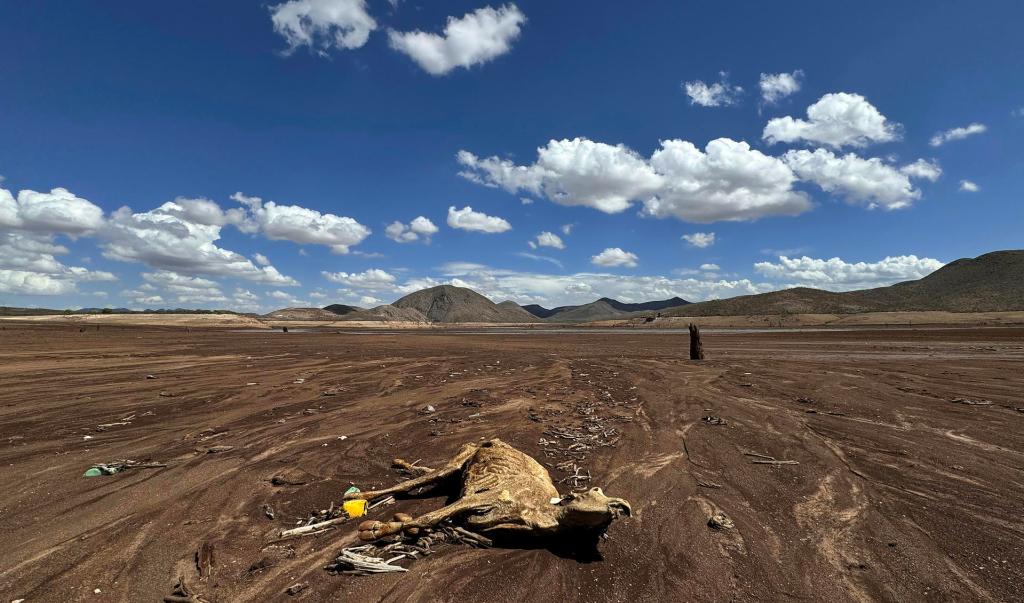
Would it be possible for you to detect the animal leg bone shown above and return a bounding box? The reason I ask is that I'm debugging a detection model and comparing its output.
[357,495,493,541]
[393,458,434,474]
[345,443,480,501]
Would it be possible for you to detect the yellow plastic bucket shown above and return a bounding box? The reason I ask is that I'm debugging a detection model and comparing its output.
[343,499,367,519]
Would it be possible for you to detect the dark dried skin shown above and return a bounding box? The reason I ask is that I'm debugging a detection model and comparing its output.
[0,324,1023,602]
[347,439,631,540]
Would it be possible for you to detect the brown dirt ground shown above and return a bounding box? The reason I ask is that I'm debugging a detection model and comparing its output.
[0,324,1022,602]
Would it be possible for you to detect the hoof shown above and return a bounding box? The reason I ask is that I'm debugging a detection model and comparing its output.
[357,520,403,541]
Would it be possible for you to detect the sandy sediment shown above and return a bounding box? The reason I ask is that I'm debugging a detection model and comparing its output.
[0,325,1022,601]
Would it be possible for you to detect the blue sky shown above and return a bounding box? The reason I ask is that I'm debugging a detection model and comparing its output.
[1,0,1021,311]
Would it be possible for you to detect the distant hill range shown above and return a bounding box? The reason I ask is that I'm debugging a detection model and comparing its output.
[7,251,1020,323]
[323,304,362,316]
[523,296,689,322]
[663,250,1024,317]
[0,307,234,317]
[392,285,536,323]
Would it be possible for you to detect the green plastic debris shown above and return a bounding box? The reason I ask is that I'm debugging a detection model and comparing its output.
[83,459,167,477]
[344,486,360,495]
[83,464,122,477]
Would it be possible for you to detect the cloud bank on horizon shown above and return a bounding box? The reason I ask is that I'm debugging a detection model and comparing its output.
[1,1,1015,310]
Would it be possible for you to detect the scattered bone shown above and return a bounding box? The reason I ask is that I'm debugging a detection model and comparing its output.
[327,546,409,574]
[393,458,433,475]
[263,504,275,520]
[325,522,493,575]
[368,496,395,510]
[285,583,307,596]
[278,516,350,539]
[950,397,993,406]
[702,415,727,426]
[708,512,734,530]
[744,451,799,465]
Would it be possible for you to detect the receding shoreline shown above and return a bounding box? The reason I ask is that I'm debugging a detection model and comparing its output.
[4,309,1024,330]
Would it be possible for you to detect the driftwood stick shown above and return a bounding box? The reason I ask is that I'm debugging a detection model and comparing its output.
[368,496,396,510]
[752,459,800,465]
[697,480,723,489]
[278,516,348,539]
[331,547,409,574]
[743,452,776,460]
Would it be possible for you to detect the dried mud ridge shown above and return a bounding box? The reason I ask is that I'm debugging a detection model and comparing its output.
[1,325,1023,602]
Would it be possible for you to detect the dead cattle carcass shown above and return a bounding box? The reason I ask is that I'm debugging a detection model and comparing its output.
[344,439,631,543]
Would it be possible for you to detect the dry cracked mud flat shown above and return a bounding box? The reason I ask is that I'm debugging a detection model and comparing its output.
[0,324,1022,602]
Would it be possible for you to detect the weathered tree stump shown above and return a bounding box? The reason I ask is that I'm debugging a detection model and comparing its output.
[688,323,705,360]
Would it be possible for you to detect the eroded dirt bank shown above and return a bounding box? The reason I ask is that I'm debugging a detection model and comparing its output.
[0,325,1022,602]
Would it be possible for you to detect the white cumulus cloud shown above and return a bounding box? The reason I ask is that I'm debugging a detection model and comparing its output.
[322,268,397,289]
[447,205,511,233]
[434,262,772,307]
[754,255,944,291]
[270,0,377,55]
[683,72,743,107]
[0,187,115,296]
[899,159,942,182]
[232,192,370,254]
[0,233,115,296]
[0,187,105,234]
[160,197,254,231]
[268,289,310,307]
[142,271,227,304]
[682,232,716,248]
[388,4,525,75]
[101,202,298,285]
[385,216,438,243]
[929,123,986,147]
[763,92,900,148]
[783,149,931,210]
[460,137,811,223]
[529,231,564,250]
[759,70,803,104]
[591,247,638,268]
[959,180,980,192]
